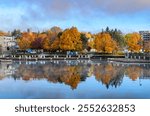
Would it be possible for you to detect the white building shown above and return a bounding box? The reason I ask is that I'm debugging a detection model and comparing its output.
[88,38,97,52]
[0,36,16,52]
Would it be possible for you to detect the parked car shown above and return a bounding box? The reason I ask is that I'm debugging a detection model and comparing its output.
[67,51,78,56]
[26,49,36,54]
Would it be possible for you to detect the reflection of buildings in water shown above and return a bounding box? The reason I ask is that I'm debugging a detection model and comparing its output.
[139,68,150,79]
[0,62,16,80]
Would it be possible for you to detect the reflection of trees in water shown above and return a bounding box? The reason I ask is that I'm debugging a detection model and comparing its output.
[1,61,150,90]
[94,63,124,89]
[125,66,143,81]
[13,62,90,89]
[125,64,150,80]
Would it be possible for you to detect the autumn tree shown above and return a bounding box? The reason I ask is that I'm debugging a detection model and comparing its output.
[94,33,118,53]
[103,27,125,48]
[0,31,7,36]
[59,27,82,51]
[31,38,43,49]
[143,41,150,52]
[41,26,62,51]
[125,33,142,52]
[18,38,30,50]
[42,37,51,51]
[51,37,60,51]
[31,33,45,49]
[18,32,37,50]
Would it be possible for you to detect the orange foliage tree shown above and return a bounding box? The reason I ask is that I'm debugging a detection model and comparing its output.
[94,33,118,53]
[0,31,7,36]
[51,37,60,51]
[18,32,37,50]
[36,33,51,51]
[59,27,82,51]
[144,41,150,52]
[125,33,143,52]
[17,27,62,51]
[42,37,51,51]
[31,34,47,49]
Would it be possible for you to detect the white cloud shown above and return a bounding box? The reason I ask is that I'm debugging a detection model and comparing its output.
[0,0,150,32]
[0,6,26,31]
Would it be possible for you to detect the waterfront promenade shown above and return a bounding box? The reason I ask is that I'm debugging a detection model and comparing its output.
[0,53,124,61]
[0,52,149,63]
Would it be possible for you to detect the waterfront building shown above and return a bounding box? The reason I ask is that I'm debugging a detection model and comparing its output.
[88,38,97,52]
[139,31,150,52]
[139,31,150,41]
[0,36,17,53]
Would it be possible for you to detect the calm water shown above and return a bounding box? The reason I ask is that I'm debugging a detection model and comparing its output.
[0,60,150,99]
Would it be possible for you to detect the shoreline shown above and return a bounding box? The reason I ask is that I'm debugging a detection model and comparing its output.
[108,58,150,63]
[0,54,124,62]
[0,57,150,64]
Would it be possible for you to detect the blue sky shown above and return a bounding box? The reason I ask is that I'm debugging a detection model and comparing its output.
[0,0,150,33]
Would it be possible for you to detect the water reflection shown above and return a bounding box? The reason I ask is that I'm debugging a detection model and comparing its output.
[0,60,150,90]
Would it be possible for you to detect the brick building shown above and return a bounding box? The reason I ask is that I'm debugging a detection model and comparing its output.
[139,31,150,52]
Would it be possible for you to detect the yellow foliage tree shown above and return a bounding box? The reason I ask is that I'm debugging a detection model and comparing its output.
[37,33,51,50]
[87,38,95,49]
[85,32,92,39]
[60,27,82,51]
[94,33,118,53]
[18,32,37,50]
[51,37,60,51]
[0,31,7,36]
[125,33,142,52]
[42,37,51,50]
[18,38,31,50]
